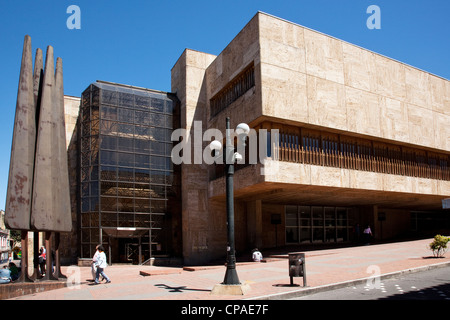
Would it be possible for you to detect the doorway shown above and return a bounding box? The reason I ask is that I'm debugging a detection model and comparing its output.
[102,228,150,265]
[118,238,140,264]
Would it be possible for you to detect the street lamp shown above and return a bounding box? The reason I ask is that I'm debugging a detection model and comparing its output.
[210,117,249,286]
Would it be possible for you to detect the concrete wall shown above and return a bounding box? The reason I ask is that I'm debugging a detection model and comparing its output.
[206,13,262,131]
[257,12,450,152]
[63,95,80,149]
[257,13,449,200]
[264,160,450,198]
[172,12,449,263]
[61,95,81,264]
[171,50,221,265]
[205,12,449,200]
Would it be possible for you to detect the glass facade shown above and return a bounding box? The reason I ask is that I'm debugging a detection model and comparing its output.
[286,205,353,244]
[79,81,180,262]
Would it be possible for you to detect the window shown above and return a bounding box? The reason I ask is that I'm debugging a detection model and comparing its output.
[286,205,350,244]
[210,63,255,117]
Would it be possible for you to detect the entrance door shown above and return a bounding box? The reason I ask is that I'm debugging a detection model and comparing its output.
[118,238,140,264]
[102,228,150,264]
[125,242,140,264]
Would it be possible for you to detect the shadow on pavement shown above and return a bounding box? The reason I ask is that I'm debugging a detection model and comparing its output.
[154,283,211,293]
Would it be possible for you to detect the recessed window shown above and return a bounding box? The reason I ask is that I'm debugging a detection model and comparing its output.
[210,63,255,118]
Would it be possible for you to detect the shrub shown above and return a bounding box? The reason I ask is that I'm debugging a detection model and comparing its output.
[429,235,450,258]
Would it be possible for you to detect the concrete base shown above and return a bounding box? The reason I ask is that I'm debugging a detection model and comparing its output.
[210,283,251,295]
[78,258,92,267]
[0,281,67,300]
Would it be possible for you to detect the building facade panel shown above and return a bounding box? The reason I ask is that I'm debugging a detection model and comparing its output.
[261,63,308,123]
[255,13,449,152]
[379,96,410,143]
[172,50,220,265]
[433,111,450,151]
[304,27,345,85]
[374,54,407,102]
[342,42,377,93]
[345,86,381,137]
[306,75,347,130]
[405,66,431,108]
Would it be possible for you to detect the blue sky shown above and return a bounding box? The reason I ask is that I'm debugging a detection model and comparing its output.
[0,0,449,210]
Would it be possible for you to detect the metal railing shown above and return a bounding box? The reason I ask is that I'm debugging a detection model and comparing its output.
[276,131,450,181]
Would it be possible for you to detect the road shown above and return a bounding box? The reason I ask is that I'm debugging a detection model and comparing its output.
[291,266,450,300]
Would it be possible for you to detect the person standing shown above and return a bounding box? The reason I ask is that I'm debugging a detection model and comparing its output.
[94,245,111,284]
[39,247,46,276]
[363,225,373,245]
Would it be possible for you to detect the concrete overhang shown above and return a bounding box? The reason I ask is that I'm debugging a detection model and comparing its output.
[209,161,449,210]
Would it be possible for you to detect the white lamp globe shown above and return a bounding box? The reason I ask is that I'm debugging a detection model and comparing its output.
[236,123,250,135]
[209,140,222,151]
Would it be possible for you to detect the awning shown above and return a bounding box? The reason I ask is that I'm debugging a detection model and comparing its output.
[102,227,150,238]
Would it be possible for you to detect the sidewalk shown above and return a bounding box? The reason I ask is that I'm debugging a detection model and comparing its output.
[5,238,450,300]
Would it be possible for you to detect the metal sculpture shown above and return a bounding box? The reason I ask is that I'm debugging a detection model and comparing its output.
[5,35,72,282]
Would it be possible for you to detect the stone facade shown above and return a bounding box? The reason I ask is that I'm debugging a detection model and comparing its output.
[62,95,81,264]
[172,12,450,265]
[171,50,218,264]
[58,12,448,266]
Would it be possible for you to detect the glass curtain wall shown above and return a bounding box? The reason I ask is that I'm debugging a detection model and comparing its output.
[79,82,178,261]
[286,205,352,244]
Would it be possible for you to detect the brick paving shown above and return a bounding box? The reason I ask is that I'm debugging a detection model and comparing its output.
[5,238,450,300]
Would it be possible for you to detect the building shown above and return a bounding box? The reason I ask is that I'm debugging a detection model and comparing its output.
[170,12,449,265]
[0,210,10,264]
[62,12,449,266]
[74,81,181,264]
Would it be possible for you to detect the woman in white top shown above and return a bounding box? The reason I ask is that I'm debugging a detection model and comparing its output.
[94,245,111,284]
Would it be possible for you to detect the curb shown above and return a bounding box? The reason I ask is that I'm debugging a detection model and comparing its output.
[247,261,450,300]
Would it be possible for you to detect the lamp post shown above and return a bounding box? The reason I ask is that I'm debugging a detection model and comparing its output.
[210,117,249,286]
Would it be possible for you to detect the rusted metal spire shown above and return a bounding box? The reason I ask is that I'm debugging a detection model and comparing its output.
[5,35,36,231]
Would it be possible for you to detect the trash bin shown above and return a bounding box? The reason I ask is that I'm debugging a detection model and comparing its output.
[288,253,307,287]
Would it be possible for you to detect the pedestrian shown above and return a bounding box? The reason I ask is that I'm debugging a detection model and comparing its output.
[94,245,111,284]
[363,225,373,245]
[0,266,11,284]
[39,246,46,276]
[8,262,19,281]
[252,248,263,262]
[91,244,100,281]
[51,250,55,274]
